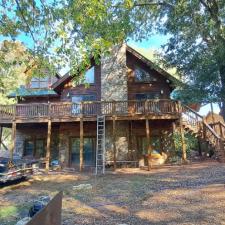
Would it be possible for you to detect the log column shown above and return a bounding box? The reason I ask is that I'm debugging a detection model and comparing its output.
[146,118,152,170]
[113,116,117,170]
[0,126,2,151]
[10,121,16,160]
[172,122,177,155]
[46,119,52,170]
[80,117,84,171]
[179,118,187,162]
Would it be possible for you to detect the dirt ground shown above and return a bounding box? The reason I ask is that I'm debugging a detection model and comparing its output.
[1,161,225,225]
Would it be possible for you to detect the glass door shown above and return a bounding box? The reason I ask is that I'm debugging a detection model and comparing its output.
[70,137,96,166]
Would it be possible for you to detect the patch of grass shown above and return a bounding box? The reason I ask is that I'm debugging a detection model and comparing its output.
[0,206,18,219]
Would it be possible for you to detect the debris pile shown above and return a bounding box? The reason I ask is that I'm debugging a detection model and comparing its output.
[15,195,51,225]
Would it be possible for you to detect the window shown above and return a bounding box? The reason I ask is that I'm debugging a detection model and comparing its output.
[134,66,156,82]
[24,140,35,157]
[24,139,45,158]
[70,137,96,166]
[30,76,56,89]
[137,136,160,155]
[72,94,96,102]
[136,92,160,100]
[83,67,95,84]
[35,139,45,158]
[71,94,97,114]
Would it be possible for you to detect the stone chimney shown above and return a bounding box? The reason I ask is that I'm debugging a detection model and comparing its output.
[101,43,128,101]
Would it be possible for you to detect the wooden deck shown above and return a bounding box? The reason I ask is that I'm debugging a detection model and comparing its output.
[0,99,181,124]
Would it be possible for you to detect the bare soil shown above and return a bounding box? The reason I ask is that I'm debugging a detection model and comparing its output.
[1,161,225,225]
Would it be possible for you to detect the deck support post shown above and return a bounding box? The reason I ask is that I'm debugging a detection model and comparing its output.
[159,130,164,154]
[80,117,84,171]
[113,116,117,170]
[172,122,177,155]
[10,121,16,161]
[179,118,187,162]
[197,137,202,156]
[0,126,2,151]
[128,121,133,160]
[46,119,52,170]
[146,118,151,170]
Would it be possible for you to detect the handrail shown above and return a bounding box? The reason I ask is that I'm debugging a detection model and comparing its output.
[182,105,203,119]
[182,104,224,159]
[218,121,225,129]
[203,121,221,139]
[0,99,180,120]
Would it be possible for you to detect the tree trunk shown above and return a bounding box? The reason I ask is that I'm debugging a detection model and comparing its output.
[219,65,225,119]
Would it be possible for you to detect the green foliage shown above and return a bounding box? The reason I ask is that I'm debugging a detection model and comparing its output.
[0,206,18,219]
[0,0,225,111]
[173,131,198,158]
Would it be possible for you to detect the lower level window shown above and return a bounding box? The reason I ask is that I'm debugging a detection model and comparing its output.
[24,140,34,156]
[24,139,45,158]
[137,136,160,155]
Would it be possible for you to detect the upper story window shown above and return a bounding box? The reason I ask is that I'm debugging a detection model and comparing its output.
[30,76,56,89]
[72,94,96,102]
[134,66,157,82]
[84,67,95,84]
[136,92,160,100]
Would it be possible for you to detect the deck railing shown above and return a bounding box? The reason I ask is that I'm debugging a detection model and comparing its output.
[0,99,180,121]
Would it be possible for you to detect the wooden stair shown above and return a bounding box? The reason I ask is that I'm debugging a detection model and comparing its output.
[182,105,225,162]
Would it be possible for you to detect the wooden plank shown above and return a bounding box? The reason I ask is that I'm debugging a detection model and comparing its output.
[46,120,52,170]
[113,116,117,170]
[146,118,152,170]
[26,191,62,225]
[179,118,187,161]
[172,122,176,154]
[0,126,2,150]
[10,121,16,160]
[128,121,133,160]
[80,117,84,171]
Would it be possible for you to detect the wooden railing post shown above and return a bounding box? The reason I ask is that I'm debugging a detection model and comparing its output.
[112,101,116,115]
[80,101,84,116]
[219,122,224,139]
[144,100,148,114]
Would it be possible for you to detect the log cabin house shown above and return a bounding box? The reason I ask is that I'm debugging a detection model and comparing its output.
[1,44,224,173]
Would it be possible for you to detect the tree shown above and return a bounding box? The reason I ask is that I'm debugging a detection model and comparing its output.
[0,0,225,116]
[0,40,30,104]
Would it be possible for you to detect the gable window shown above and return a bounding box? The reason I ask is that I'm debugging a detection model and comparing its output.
[30,76,50,89]
[84,67,95,84]
[134,66,156,82]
